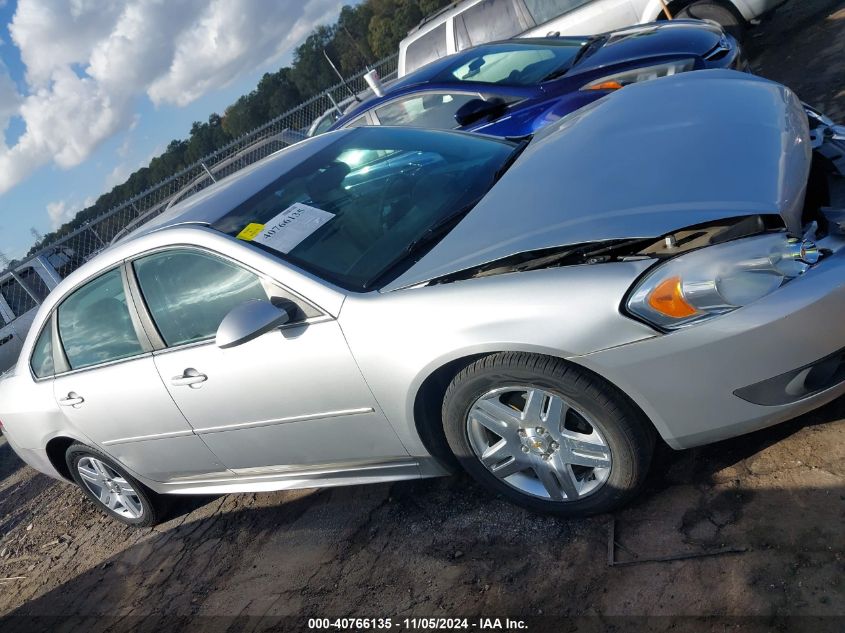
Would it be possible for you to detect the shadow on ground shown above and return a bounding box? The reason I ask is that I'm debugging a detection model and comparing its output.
[0,395,841,631]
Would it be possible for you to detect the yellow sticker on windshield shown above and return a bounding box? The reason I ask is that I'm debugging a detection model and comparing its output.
[237,223,265,241]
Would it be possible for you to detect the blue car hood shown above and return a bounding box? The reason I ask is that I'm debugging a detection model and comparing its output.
[571,20,726,76]
[385,70,811,291]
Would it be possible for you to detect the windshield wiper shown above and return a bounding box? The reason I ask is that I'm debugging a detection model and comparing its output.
[364,197,485,290]
[542,37,601,81]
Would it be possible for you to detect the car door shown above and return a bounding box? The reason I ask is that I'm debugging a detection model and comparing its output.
[520,0,639,36]
[51,266,228,481]
[130,247,408,473]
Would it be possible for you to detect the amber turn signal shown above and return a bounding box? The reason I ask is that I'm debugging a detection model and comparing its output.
[646,276,698,318]
[583,81,624,91]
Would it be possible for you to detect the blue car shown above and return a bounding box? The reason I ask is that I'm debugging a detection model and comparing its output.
[329,20,745,138]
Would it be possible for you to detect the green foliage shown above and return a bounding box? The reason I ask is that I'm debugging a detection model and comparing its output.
[30,0,454,256]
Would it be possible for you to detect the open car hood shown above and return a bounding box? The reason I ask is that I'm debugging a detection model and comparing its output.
[384,70,811,291]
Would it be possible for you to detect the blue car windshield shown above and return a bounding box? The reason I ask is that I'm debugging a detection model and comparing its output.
[436,39,588,86]
[212,127,516,291]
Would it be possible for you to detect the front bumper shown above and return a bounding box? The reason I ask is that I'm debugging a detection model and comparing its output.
[575,214,845,450]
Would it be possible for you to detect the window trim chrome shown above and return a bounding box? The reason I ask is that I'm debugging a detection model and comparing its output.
[26,315,56,382]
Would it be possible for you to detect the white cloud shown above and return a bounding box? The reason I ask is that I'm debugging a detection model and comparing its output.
[10,0,124,87]
[46,194,98,229]
[147,0,343,107]
[0,63,21,145]
[0,0,346,197]
[46,199,75,228]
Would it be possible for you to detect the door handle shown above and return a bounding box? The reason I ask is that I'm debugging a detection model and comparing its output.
[59,392,84,407]
[171,368,208,388]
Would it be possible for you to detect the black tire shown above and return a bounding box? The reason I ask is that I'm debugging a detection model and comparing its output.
[441,353,655,517]
[66,443,166,527]
[676,1,746,41]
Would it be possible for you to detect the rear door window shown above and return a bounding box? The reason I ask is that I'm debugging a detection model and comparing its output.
[457,0,526,49]
[375,92,482,129]
[30,318,55,379]
[405,23,448,74]
[58,268,144,370]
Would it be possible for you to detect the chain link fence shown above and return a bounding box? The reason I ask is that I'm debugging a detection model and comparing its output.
[0,54,398,328]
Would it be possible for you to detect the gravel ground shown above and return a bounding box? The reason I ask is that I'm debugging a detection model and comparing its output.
[1,1,844,630]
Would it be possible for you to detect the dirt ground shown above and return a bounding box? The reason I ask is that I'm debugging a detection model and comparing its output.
[1,1,844,631]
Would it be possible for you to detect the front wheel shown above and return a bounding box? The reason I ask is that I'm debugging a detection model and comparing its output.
[66,443,166,527]
[441,353,655,516]
[676,1,746,41]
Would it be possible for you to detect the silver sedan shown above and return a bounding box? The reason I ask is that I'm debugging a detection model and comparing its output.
[2,70,844,526]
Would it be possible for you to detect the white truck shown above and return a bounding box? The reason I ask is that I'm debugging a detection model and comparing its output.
[399,0,787,76]
[0,251,74,375]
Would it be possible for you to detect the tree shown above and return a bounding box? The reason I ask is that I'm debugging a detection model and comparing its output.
[31,0,454,257]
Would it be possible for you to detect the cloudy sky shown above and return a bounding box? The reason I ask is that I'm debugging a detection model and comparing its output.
[0,0,355,260]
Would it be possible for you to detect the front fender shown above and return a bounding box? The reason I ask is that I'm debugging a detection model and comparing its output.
[339,262,656,455]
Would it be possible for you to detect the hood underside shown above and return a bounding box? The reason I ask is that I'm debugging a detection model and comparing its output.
[384,70,811,291]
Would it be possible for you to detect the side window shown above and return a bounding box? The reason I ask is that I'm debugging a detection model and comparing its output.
[404,23,448,74]
[133,250,270,347]
[58,268,144,370]
[457,0,525,48]
[523,0,593,26]
[312,112,340,136]
[30,318,55,379]
[0,277,36,318]
[344,114,370,128]
[375,93,481,129]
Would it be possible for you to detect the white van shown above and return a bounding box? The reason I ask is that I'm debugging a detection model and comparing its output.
[0,255,66,375]
[398,0,786,76]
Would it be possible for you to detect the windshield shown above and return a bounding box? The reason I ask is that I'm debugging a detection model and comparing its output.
[437,40,587,86]
[212,127,516,291]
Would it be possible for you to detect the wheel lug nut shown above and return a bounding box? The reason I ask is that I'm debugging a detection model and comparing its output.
[521,446,529,453]
[535,427,545,434]
[518,429,526,436]
[550,441,559,450]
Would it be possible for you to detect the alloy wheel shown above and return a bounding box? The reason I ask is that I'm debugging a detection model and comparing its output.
[466,386,612,501]
[76,456,145,519]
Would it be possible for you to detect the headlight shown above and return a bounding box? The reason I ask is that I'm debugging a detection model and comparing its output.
[581,59,696,91]
[626,233,820,330]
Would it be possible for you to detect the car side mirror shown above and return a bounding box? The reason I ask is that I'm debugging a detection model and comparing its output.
[216,299,290,349]
[454,97,507,127]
